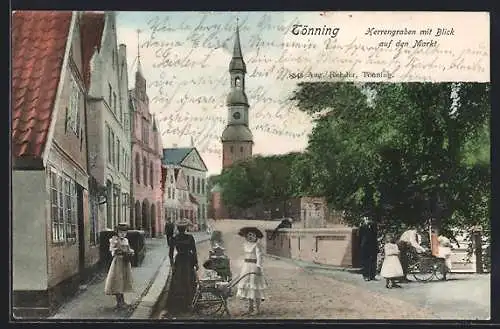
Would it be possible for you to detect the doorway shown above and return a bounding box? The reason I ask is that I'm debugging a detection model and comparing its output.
[77,185,85,281]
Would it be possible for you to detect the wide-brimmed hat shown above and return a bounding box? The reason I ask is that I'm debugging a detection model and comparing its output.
[175,218,192,227]
[238,226,263,239]
[117,222,129,231]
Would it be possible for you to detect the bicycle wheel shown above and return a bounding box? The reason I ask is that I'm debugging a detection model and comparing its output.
[410,258,435,282]
[193,291,225,316]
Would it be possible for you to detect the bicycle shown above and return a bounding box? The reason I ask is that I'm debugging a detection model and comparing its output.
[407,250,448,282]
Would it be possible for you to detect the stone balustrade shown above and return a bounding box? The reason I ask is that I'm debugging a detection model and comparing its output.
[265,227,360,268]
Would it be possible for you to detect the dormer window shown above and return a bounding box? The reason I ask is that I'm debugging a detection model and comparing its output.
[235,77,241,89]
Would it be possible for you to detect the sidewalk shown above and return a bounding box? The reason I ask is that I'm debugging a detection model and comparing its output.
[51,232,210,319]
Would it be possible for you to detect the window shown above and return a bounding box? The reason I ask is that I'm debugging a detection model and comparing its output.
[240,146,244,153]
[167,187,171,199]
[113,92,117,114]
[114,188,120,225]
[196,177,201,194]
[142,118,149,144]
[191,177,195,193]
[90,195,99,245]
[230,146,234,153]
[119,99,123,125]
[64,176,77,241]
[108,83,112,107]
[66,73,81,136]
[186,175,190,187]
[143,157,148,186]
[170,175,174,184]
[150,161,154,188]
[201,179,205,194]
[122,193,127,224]
[106,125,111,163]
[49,168,77,243]
[172,188,175,199]
[122,148,126,173]
[117,140,121,171]
[135,153,140,184]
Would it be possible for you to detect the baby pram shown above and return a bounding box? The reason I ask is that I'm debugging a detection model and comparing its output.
[191,245,258,317]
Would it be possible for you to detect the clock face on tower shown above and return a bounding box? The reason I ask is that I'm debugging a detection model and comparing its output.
[233,112,241,120]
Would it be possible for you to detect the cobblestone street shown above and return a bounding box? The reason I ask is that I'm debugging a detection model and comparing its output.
[159,220,487,320]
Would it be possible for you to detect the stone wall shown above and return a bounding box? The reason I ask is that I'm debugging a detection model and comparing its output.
[265,227,360,268]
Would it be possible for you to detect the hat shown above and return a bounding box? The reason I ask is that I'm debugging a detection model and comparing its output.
[175,218,192,227]
[211,244,225,256]
[117,222,129,231]
[238,226,263,239]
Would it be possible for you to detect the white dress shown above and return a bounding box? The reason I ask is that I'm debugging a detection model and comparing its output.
[236,241,267,301]
[380,243,404,279]
[104,236,134,295]
[437,236,453,271]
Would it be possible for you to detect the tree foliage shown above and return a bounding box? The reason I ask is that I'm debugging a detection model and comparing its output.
[218,154,300,211]
[290,82,490,238]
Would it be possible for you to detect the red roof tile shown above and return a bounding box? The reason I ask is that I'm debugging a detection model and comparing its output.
[12,11,72,159]
[80,12,105,89]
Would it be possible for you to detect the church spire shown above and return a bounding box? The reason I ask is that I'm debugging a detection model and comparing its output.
[229,18,246,73]
[233,18,243,59]
[136,29,143,75]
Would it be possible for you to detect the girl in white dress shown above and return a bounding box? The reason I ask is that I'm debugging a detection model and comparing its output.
[104,223,135,308]
[380,235,404,289]
[236,226,267,315]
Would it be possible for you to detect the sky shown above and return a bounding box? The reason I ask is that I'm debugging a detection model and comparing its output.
[115,11,326,175]
[115,11,490,175]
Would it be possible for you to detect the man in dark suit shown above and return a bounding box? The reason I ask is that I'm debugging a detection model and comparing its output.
[269,218,292,240]
[165,217,175,247]
[359,217,378,281]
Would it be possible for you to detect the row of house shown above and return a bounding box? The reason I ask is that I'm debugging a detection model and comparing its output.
[11,10,208,318]
[161,147,209,231]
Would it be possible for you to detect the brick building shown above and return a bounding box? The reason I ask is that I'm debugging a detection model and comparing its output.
[12,11,102,317]
[129,56,164,237]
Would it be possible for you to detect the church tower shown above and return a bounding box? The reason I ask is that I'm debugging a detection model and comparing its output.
[221,20,254,169]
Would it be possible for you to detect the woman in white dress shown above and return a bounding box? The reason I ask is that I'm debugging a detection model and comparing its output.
[236,226,267,315]
[380,234,404,289]
[104,223,135,309]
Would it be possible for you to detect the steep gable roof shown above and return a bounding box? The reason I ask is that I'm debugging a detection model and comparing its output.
[80,11,105,89]
[162,147,193,165]
[12,11,72,162]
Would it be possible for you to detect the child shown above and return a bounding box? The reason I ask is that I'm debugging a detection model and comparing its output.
[104,223,135,309]
[380,234,404,289]
[236,226,267,315]
[437,235,453,280]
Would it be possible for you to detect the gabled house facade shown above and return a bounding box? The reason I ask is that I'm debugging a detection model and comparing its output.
[162,147,208,231]
[12,11,99,318]
[85,11,132,232]
[130,62,164,237]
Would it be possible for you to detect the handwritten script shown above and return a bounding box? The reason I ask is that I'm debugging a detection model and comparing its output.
[122,11,489,174]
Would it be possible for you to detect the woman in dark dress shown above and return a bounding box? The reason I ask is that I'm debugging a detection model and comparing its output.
[165,219,199,314]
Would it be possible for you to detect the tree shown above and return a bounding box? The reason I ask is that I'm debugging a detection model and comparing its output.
[217,153,301,214]
[290,82,490,239]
